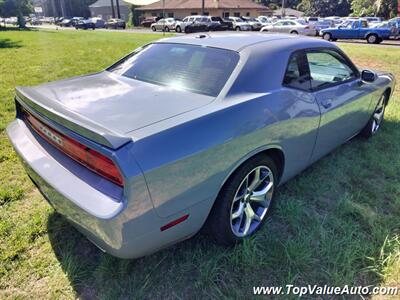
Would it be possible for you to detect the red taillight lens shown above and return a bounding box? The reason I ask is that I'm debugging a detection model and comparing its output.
[24,109,124,186]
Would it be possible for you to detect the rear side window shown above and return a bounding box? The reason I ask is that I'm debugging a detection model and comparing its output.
[306,50,356,90]
[283,52,311,91]
[108,43,239,97]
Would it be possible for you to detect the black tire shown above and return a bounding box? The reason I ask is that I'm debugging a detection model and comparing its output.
[175,26,181,33]
[235,26,241,31]
[151,26,156,32]
[367,34,379,44]
[164,26,170,32]
[290,30,298,35]
[322,32,332,41]
[206,155,278,246]
[360,93,387,138]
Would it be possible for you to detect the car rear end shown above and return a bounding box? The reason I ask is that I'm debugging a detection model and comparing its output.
[6,88,192,259]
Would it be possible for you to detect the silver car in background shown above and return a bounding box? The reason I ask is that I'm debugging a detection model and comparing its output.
[240,16,263,31]
[228,17,252,31]
[261,20,317,36]
[151,18,177,32]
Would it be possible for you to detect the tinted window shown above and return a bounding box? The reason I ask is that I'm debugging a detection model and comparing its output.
[306,50,356,89]
[283,52,311,90]
[108,44,239,97]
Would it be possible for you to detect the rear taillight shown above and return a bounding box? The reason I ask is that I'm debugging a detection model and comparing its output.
[23,109,124,186]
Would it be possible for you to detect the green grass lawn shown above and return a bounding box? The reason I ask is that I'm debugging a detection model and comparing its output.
[0,29,399,299]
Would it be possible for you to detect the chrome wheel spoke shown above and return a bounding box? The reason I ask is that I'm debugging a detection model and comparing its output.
[234,194,245,203]
[232,202,245,219]
[248,168,262,192]
[245,205,261,222]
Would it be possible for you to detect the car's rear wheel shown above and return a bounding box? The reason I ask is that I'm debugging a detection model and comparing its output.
[151,26,156,31]
[164,26,170,32]
[322,32,332,41]
[290,30,298,34]
[361,93,387,138]
[207,155,278,246]
[176,26,181,33]
[367,34,379,44]
[236,26,241,31]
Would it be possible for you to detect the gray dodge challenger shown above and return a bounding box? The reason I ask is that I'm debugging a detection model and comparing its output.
[6,33,396,258]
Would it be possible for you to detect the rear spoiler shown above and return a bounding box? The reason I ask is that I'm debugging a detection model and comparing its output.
[15,87,131,149]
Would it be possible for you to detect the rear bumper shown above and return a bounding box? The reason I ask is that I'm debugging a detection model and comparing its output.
[6,119,202,259]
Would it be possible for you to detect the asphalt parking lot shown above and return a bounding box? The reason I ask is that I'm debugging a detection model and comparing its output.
[27,24,400,48]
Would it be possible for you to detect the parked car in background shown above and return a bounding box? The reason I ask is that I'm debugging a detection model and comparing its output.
[365,17,381,24]
[71,17,84,27]
[240,16,263,31]
[29,18,42,25]
[306,17,319,24]
[210,16,233,30]
[257,16,272,26]
[7,34,395,259]
[261,20,317,36]
[141,17,160,27]
[314,20,335,36]
[182,16,223,32]
[176,16,208,33]
[91,17,105,28]
[191,16,217,31]
[228,17,252,31]
[75,19,96,30]
[59,18,73,27]
[105,18,126,29]
[151,18,177,32]
[320,19,395,43]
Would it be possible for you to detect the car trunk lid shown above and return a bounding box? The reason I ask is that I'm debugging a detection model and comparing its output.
[16,71,214,148]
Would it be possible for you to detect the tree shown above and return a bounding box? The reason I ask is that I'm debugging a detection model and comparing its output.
[351,0,398,18]
[256,0,302,10]
[298,0,351,17]
[0,0,32,27]
[44,0,96,18]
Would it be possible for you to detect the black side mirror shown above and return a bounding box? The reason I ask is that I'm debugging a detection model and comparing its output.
[361,70,377,82]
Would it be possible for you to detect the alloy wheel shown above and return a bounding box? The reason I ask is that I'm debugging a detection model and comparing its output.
[230,166,274,237]
[372,95,385,134]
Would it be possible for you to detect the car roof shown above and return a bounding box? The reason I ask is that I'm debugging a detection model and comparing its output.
[157,32,332,52]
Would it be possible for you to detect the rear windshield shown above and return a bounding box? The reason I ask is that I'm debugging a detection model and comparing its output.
[108,43,239,97]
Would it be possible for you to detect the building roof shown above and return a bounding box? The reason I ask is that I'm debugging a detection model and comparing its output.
[89,0,129,8]
[136,0,269,11]
[156,32,330,52]
[273,8,304,17]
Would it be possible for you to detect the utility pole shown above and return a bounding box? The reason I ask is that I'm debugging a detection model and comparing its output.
[281,0,285,17]
[110,0,116,18]
[201,0,205,15]
[116,0,121,18]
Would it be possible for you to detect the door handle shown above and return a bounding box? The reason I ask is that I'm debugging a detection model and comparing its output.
[320,98,333,109]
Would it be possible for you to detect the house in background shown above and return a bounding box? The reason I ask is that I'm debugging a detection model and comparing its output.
[89,0,131,21]
[273,8,304,18]
[136,0,272,20]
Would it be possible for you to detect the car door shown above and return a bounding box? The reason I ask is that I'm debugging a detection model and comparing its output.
[157,19,165,30]
[307,49,373,161]
[336,21,354,39]
[272,21,284,32]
